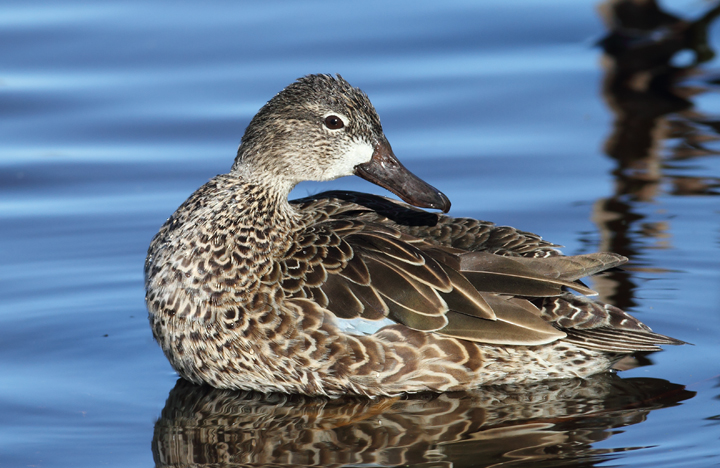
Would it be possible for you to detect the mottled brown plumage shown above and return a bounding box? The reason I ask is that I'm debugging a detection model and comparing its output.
[145,74,682,397]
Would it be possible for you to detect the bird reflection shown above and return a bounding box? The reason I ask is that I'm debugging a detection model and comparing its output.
[153,375,693,467]
[591,0,720,309]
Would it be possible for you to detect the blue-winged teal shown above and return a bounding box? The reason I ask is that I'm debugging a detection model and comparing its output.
[145,74,682,397]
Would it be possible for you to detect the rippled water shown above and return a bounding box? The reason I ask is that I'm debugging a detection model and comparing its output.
[3,1,720,466]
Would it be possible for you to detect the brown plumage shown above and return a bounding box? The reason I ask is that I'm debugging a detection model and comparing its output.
[145,74,683,397]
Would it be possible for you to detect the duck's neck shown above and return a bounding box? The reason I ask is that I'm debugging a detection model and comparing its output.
[226,164,303,247]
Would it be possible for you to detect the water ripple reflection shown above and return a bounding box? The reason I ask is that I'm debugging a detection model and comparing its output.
[154,375,693,467]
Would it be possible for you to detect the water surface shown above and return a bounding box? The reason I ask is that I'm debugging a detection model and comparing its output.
[2,1,720,466]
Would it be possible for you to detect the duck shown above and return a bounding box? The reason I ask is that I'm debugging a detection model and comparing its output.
[145,74,682,397]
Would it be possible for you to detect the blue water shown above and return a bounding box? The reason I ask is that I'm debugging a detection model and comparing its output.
[2,1,720,466]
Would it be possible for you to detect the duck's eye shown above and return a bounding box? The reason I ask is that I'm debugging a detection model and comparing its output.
[324,115,344,130]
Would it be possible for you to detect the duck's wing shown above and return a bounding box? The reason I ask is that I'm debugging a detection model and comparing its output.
[287,196,627,346]
[281,214,568,345]
[289,193,684,351]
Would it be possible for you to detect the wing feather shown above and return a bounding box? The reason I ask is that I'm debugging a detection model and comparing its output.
[285,193,681,352]
[362,256,448,317]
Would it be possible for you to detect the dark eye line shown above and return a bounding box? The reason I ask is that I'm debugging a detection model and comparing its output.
[324,115,344,130]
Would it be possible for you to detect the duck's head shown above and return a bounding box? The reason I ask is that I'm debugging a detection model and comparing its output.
[233,74,451,213]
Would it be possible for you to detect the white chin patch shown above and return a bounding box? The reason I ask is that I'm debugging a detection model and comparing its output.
[322,140,373,180]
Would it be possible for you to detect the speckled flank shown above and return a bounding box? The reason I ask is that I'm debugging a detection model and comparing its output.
[145,74,682,397]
